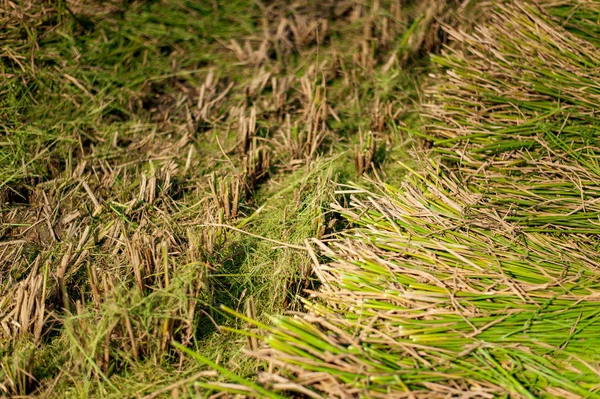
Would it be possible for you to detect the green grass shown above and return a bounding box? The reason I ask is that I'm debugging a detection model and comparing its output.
[0,0,449,397]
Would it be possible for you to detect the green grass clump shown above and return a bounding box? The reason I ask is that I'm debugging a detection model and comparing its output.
[237,1,600,397]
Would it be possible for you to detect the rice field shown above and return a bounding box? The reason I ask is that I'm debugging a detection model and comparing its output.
[2,0,600,398]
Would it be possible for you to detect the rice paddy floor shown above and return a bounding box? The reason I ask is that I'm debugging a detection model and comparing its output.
[2,0,600,398]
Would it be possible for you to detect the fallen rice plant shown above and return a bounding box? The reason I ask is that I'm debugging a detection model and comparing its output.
[235,1,600,398]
